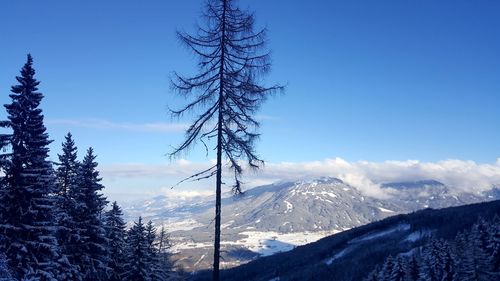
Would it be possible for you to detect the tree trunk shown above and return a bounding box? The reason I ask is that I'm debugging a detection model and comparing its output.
[214,108,222,281]
[213,1,227,280]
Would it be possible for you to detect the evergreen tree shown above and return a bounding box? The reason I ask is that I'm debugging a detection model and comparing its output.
[156,226,175,280]
[453,231,474,281]
[0,252,14,281]
[56,133,79,197]
[465,220,493,280]
[105,201,128,281]
[54,132,82,280]
[487,215,500,275]
[145,221,175,281]
[171,0,283,278]
[0,121,10,173]
[157,226,171,254]
[439,241,456,281]
[0,54,62,280]
[404,255,419,281]
[378,255,395,281]
[146,220,157,253]
[145,221,162,281]
[124,217,151,281]
[364,269,380,281]
[419,239,445,281]
[0,124,12,281]
[69,147,109,280]
[157,225,173,270]
[389,256,406,281]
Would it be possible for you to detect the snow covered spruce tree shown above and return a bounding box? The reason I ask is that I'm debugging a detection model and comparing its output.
[145,221,159,279]
[105,201,128,281]
[124,217,151,281]
[457,220,494,280]
[404,255,420,281]
[389,256,406,281]
[0,252,14,281]
[156,226,173,276]
[145,221,174,281]
[0,54,65,280]
[56,133,79,198]
[376,255,395,281]
[54,132,82,280]
[171,0,283,278]
[488,215,500,274]
[0,121,10,172]
[69,147,109,280]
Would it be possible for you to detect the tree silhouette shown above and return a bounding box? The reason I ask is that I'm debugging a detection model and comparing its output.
[170,0,283,279]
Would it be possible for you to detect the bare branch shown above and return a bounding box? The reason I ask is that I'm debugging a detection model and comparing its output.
[169,164,217,189]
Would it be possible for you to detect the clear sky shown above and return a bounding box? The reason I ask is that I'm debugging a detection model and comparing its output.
[1,1,500,201]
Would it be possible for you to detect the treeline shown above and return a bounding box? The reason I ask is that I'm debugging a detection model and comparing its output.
[0,55,178,280]
[364,216,500,281]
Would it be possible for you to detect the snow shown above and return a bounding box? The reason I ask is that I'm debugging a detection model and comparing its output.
[404,230,432,242]
[400,248,418,257]
[284,200,293,213]
[193,254,206,267]
[378,207,395,213]
[170,230,340,257]
[324,224,411,265]
[324,248,350,265]
[350,224,410,243]
[315,196,334,203]
[221,220,235,229]
[159,218,203,232]
[236,230,339,256]
[297,191,338,198]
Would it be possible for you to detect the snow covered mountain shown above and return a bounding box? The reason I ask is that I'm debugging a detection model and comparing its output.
[122,177,497,271]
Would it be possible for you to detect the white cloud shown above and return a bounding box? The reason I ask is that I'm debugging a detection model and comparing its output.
[101,160,209,179]
[46,118,187,133]
[100,158,500,201]
[159,189,214,200]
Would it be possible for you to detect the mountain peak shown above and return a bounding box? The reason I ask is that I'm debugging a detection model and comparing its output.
[315,176,344,185]
[292,177,344,186]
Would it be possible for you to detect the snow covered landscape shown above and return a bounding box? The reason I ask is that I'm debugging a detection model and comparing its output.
[1,0,500,280]
[123,178,500,271]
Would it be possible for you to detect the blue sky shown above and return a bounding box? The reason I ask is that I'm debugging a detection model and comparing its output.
[1,1,500,200]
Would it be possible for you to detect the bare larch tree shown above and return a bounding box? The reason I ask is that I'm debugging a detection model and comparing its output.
[170,0,283,279]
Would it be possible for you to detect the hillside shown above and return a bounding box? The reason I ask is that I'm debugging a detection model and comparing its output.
[190,199,500,280]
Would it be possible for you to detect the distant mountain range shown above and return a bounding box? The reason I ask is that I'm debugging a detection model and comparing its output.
[122,177,500,271]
